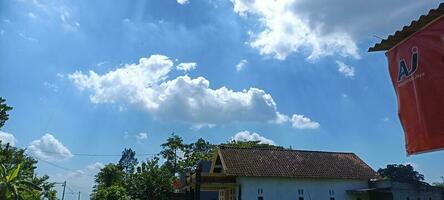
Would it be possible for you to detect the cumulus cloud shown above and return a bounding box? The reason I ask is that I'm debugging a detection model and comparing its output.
[27,134,73,161]
[176,62,197,72]
[0,131,17,146]
[290,114,320,129]
[231,1,437,61]
[231,0,359,61]
[69,54,319,129]
[273,113,319,129]
[136,132,148,142]
[336,61,355,78]
[236,59,248,72]
[231,130,275,145]
[177,0,189,5]
[85,162,105,172]
[52,162,104,197]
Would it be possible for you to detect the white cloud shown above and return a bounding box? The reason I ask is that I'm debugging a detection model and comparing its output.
[19,0,83,32]
[231,1,438,61]
[191,123,216,130]
[231,130,275,145]
[230,0,360,61]
[56,73,65,79]
[177,0,189,5]
[85,162,105,172]
[96,61,108,68]
[336,61,355,78]
[27,134,73,161]
[136,132,148,142]
[28,12,37,19]
[290,114,320,129]
[43,81,59,92]
[236,59,248,72]
[0,131,17,146]
[176,62,197,72]
[274,112,290,124]
[69,54,319,129]
[272,113,319,129]
[51,162,104,198]
[59,7,80,31]
[18,33,38,42]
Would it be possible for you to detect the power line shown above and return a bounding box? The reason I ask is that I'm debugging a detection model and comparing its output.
[35,158,96,178]
[36,158,78,173]
[0,143,157,157]
[31,150,157,157]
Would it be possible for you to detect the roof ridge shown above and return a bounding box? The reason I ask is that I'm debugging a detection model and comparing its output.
[369,2,444,52]
[219,146,355,155]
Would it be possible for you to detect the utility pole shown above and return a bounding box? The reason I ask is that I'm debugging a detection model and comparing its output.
[61,180,66,200]
[78,191,81,200]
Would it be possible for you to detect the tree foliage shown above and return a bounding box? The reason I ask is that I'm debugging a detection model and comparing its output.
[90,135,289,199]
[91,157,173,200]
[159,134,186,175]
[91,164,128,200]
[377,164,425,183]
[0,143,57,200]
[179,138,215,173]
[91,135,216,200]
[0,98,56,200]
[118,148,138,174]
[0,97,13,129]
[129,158,174,200]
[91,185,130,200]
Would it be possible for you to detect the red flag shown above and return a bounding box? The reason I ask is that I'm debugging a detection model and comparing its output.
[387,17,444,155]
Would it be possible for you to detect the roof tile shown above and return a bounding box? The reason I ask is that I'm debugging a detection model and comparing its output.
[219,147,380,180]
[369,3,444,52]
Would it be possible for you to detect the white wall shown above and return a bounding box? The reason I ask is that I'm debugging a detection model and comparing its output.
[393,190,441,200]
[236,177,369,200]
[390,182,442,200]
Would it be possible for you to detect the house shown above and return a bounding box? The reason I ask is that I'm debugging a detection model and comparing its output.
[182,146,380,200]
[356,180,443,200]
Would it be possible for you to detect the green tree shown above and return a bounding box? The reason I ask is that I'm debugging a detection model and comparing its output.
[180,138,215,172]
[129,157,174,200]
[91,164,128,200]
[118,148,138,174]
[0,143,56,200]
[0,163,42,199]
[378,164,425,183]
[93,164,125,188]
[90,185,130,200]
[0,97,13,129]
[0,98,56,199]
[159,134,187,174]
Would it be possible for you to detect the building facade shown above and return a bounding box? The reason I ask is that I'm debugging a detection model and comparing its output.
[182,146,380,200]
[366,180,443,200]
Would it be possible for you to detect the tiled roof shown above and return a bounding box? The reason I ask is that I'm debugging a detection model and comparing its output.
[368,3,444,52]
[218,147,380,180]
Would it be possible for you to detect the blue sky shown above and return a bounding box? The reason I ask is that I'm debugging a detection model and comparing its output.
[1,0,443,198]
